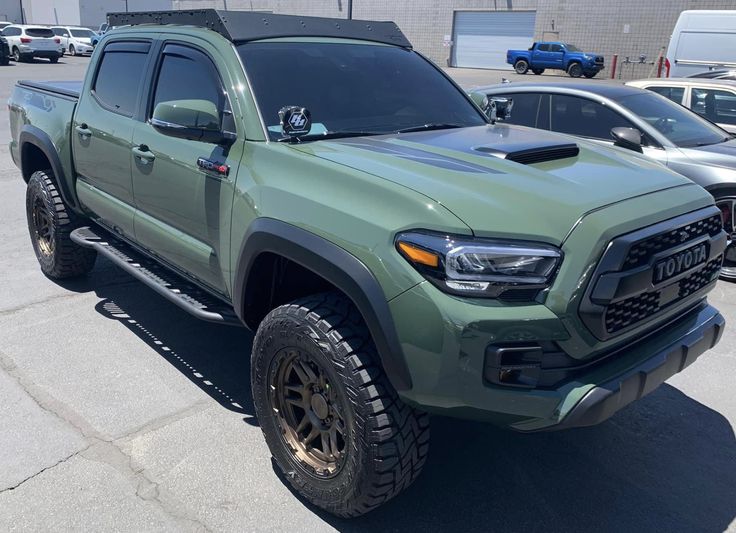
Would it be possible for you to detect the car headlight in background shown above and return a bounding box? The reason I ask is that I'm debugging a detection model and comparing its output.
[396,231,562,299]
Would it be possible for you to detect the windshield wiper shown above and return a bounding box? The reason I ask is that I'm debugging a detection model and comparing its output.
[395,123,465,134]
[275,130,384,143]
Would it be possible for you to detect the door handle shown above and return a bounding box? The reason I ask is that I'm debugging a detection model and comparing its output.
[75,124,92,137]
[132,145,155,163]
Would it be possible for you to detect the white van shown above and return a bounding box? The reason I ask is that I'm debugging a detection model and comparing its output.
[666,10,736,78]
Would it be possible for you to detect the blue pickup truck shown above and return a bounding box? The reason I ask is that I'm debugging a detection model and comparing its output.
[507,42,604,78]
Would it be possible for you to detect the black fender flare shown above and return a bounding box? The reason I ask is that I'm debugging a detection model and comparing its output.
[19,125,80,211]
[233,218,413,391]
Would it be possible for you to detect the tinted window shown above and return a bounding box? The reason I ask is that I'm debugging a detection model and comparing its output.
[550,95,634,140]
[498,93,542,128]
[26,28,54,38]
[3,27,21,36]
[647,86,685,104]
[692,87,736,125]
[239,42,486,139]
[51,28,64,36]
[71,29,92,38]
[549,44,563,52]
[536,43,549,52]
[152,49,222,113]
[565,43,581,52]
[94,47,148,116]
[616,92,728,147]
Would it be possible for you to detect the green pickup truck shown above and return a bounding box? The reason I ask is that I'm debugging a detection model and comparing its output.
[8,9,727,517]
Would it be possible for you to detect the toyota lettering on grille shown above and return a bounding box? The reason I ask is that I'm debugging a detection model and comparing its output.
[653,242,708,284]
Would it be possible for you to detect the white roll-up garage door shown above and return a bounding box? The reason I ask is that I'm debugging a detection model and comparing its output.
[452,11,537,70]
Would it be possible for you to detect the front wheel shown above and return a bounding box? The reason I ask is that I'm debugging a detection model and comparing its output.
[568,62,583,78]
[69,45,76,56]
[584,71,597,78]
[12,47,21,62]
[514,59,529,74]
[715,193,736,281]
[26,170,96,279]
[251,293,430,517]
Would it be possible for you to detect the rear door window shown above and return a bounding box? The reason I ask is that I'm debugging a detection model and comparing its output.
[549,44,563,52]
[692,87,736,125]
[647,86,685,104]
[93,41,151,117]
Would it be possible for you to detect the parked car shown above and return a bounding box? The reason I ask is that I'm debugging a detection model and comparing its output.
[627,78,736,134]
[91,22,109,46]
[0,21,13,31]
[473,81,736,280]
[507,41,604,78]
[9,9,727,517]
[688,69,736,81]
[1,24,61,62]
[50,26,94,56]
[0,36,9,65]
[666,10,736,77]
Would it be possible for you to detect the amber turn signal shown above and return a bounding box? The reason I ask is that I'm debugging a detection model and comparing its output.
[398,242,440,268]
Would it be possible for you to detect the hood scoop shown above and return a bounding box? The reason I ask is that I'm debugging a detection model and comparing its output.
[474,143,580,165]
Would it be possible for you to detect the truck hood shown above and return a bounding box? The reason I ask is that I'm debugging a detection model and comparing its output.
[292,125,693,243]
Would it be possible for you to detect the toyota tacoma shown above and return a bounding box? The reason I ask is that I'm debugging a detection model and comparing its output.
[9,9,726,517]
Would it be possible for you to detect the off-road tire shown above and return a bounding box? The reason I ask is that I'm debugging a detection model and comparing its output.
[532,68,545,75]
[714,188,736,282]
[514,59,529,74]
[568,62,583,78]
[251,292,430,517]
[26,170,96,279]
[584,71,597,78]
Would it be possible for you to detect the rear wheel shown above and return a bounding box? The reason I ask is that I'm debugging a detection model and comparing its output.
[26,170,96,279]
[532,68,544,75]
[12,47,21,62]
[69,45,76,56]
[514,59,529,74]
[715,192,736,281]
[251,293,430,517]
[568,62,583,78]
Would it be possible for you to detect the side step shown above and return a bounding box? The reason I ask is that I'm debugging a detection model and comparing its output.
[71,226,242,326]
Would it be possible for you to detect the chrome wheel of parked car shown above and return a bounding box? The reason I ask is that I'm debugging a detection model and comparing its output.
[716,195,736,281]
[12,47,20,62]
[514,59,529,74]
[69,45,76,56]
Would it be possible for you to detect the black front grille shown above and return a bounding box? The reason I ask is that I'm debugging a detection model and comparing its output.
[594,56,604,65]
[624,214,722,268]
[579,207,725,340]
[604,256,722,335]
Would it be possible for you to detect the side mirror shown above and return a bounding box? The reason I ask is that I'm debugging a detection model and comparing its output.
[151,99,235,145]
[611,127,643,153]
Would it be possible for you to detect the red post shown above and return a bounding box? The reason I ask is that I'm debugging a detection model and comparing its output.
[610,54,618,79]
[656,55,664,77]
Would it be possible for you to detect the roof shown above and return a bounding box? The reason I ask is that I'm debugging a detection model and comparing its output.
[628,77,736,88]
[475,80,645,99]
[107,9,411,48]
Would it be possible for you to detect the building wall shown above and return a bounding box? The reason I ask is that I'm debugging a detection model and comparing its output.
[0,1,23,23]
[79,0,172,28]
[535,0,736,79]
[22,0,81,25]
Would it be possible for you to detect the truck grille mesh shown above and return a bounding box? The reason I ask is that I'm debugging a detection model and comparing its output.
[623,214,722,269]
[604,256,722,334]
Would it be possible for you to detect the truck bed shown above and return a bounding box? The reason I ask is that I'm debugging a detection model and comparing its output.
[18,80,81,99]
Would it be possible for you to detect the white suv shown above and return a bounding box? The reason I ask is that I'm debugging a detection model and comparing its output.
[1,25,61,63]
[50,26,94,56]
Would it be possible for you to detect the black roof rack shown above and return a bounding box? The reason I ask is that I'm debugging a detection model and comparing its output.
[107,9,412,48]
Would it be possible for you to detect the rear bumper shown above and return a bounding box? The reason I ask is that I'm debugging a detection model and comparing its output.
[21,49,60,58]
[515,303,724,432]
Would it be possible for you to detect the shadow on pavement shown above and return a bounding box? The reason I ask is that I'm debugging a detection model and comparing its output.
[70,258,735,532]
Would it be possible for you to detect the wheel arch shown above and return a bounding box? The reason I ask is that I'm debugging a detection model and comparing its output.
[233,218,413,392]
[19,125,80,212]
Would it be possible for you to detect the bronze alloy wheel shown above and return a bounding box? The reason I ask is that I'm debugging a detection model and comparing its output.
[717,196,736,280]
[269,347,347,478]
[32,195,55,257]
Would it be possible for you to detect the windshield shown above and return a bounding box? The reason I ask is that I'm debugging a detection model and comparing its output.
[70,29,92,38]
[26,28,54,38]
[238,41,486,140]
[564,43,581,52]
[616,92,730,147]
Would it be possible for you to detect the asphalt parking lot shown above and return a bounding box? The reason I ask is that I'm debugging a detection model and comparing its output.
[0,56,734,532]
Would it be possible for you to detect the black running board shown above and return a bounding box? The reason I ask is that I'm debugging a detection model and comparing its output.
[71,226,242,326]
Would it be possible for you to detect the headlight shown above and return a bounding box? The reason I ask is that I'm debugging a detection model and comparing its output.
[396,231,562,299]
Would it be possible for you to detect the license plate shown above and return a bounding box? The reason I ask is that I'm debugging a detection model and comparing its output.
[653,242,708,284]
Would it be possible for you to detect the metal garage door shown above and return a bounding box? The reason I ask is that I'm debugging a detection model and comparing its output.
[452,11,536,70]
